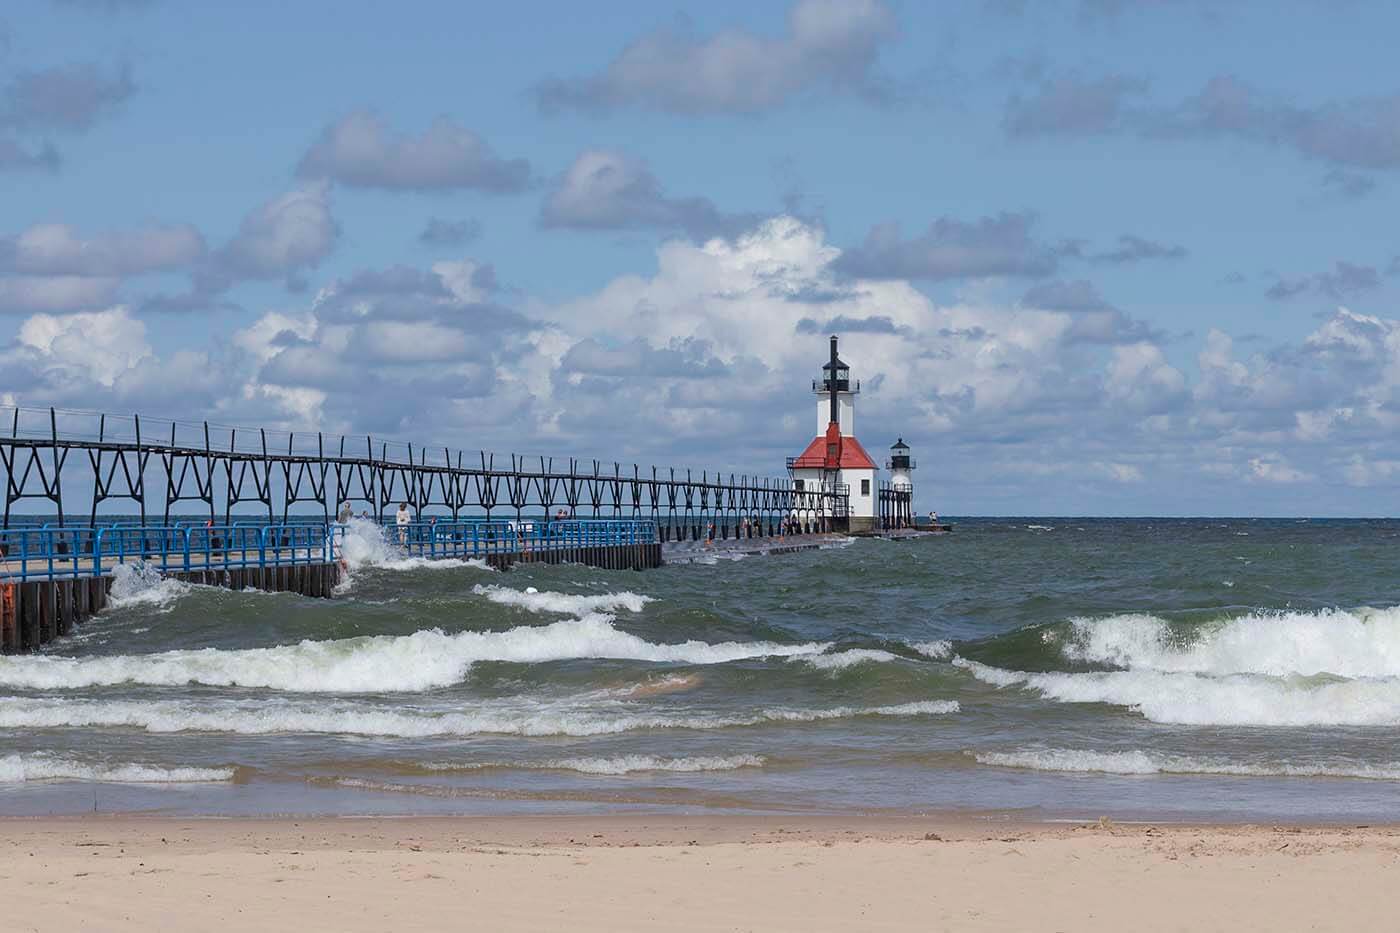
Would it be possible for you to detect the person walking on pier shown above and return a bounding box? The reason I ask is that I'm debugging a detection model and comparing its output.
[395,502,411,545]
[337,501,353,524]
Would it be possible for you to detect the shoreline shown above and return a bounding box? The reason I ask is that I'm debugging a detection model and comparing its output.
[3,809,1399,831]
[4,814,1398,930]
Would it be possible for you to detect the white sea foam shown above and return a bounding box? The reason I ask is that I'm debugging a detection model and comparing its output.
[107,562,192,612]
[800,648,899,671]
[955,656,1400,727]
[375,557,491,572]
[472,584,652,615]
[765,699,959,720]
[908,640,953,660]
[0,752,234,783]
[974,748,1400,780]
[337,518,490,573]
[1059,607,1400,678]
[420,755,765,775]
[0,696,959,737]
[0,616,830,692]
[955,606,1400,727]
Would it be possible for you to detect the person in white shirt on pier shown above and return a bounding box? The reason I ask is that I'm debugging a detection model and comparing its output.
[395,502,411,545]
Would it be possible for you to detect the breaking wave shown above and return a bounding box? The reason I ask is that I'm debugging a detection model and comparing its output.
[0,696,959,737]
[0,752,234,783]
[908,640,953,660]
[800,648,899,671]
[0,615,832,693]
[338,517,490,573]
[107,562,193,611]
[1056,607,1400,678]
[955,605,1400,726]
[974,748,1400,781]
[419,755,765,775]
[957,657,1400,726]
[472,584,652,615]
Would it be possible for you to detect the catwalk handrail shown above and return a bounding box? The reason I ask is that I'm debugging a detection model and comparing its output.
[0,518,657,582]
[0,523,341,582]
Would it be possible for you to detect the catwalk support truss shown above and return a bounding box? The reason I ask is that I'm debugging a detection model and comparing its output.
[2,407,855,538]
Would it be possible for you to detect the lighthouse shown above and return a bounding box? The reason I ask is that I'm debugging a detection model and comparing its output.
[787,335,880,533]
[884,438,917,529]
[888,438,914,490]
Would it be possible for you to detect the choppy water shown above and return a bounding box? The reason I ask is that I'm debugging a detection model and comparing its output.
[7,517,1400,821]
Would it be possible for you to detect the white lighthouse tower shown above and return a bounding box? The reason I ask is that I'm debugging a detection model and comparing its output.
[788,335,880,533]
[888,438,914,489]
[884,438,916,529]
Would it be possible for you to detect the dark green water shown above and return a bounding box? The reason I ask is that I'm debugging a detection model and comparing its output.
[4,517,1400,821]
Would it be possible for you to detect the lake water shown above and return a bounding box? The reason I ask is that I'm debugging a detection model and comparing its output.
[4,517,1400,822]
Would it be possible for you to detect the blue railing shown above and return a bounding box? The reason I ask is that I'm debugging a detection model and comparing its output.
[0,518,656,582]
[381,518,654,559]
[0,523,344,583]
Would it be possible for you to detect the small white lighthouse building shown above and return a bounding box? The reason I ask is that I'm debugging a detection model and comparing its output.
[888,438,914,489]
[883,437,917,529]
[788,336,881,533]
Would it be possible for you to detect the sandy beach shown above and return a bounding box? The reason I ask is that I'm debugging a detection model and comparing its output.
[1,814,1395,931]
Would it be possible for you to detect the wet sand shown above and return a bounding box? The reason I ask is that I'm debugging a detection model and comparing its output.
[2,814,1395,931]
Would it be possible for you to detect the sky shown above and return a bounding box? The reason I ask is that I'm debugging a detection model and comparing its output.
[3,0,1400,516]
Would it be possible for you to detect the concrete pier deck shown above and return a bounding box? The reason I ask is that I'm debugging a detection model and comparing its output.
[857,527,950,539]
[662,533,851,564]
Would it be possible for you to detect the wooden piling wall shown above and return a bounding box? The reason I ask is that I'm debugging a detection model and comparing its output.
[0,560,343,654]
[483,541,663,573]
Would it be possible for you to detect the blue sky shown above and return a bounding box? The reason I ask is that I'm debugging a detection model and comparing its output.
[3,0,1400,515]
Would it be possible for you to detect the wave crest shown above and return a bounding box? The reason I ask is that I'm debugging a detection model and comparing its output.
[975,747,1400,780]
[472,584,652,615]
[1060,607,1400,678]
[955,655,1400,727]
[0,696,959,737]
[0,616,830,693]
[0,752,234,783]
[420,755,765,775]
[108,562,193,611]
[957,605,1400,727]
[339,518,491,573]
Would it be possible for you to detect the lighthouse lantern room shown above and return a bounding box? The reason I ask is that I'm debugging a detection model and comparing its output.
[787,335,881,533]
[888,438,915,489]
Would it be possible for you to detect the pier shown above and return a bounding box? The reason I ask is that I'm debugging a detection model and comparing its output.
[1,407,854,537]
[0,406,914,651]
[0,517,663,652]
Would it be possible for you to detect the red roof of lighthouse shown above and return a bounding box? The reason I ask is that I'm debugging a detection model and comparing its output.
[789,434,878,470]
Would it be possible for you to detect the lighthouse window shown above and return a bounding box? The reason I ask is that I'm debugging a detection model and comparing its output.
[861,479,870,496]
[794,479,805,491]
